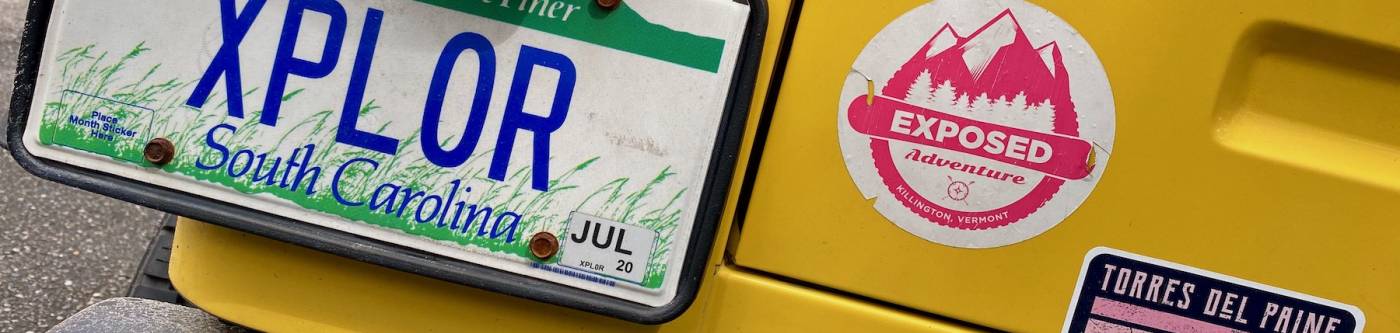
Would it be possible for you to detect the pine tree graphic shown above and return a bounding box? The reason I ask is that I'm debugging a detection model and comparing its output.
[1023,99,1056,133]
[931,80,958,112]
[904,70,937,109]
[899,70,1059,133]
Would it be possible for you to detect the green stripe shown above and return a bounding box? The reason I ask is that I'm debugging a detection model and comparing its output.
[417,0,727,73]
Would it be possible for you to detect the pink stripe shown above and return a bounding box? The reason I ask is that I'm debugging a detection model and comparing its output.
[1085,319,1135,333]
[1090,297,1247,333]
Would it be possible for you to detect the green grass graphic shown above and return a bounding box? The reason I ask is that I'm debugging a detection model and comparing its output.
[39,43,685,288]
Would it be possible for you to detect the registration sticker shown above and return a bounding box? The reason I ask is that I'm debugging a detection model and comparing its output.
[560,212,658,284]
[16,0,753,311]
[1064,248,1365,333]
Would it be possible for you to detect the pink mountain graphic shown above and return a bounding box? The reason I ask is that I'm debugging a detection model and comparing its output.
[882,9,1078,136]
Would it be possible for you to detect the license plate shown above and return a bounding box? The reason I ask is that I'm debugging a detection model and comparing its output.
[10,0,756,320]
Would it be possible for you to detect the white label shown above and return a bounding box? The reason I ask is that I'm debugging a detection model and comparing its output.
[560,212,657,284]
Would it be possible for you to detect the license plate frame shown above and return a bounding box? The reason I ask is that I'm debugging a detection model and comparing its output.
[6,0,766,323]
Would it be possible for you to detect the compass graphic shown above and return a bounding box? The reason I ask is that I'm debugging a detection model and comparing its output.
[946,176,973,202]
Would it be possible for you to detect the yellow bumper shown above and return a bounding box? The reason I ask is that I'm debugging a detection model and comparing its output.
[170,219,977,332]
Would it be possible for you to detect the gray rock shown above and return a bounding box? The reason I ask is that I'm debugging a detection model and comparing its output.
[47,298,240,333]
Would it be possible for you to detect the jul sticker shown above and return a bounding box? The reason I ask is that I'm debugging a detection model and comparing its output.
[837,0,1115,248]
[1064,248,1365,332]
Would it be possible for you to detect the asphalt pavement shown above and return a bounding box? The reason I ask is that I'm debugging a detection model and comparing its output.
[1,0,22,147]
[0,1,168,332]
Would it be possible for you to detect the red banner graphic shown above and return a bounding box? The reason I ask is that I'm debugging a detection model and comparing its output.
[847,95,1092,180]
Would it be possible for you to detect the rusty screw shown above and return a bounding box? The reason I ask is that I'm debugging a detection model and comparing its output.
[529,232,560,261]
[595,0,620,10]
[144,138,175,166]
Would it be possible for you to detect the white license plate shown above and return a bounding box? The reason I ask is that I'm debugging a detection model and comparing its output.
[17,0,751,311]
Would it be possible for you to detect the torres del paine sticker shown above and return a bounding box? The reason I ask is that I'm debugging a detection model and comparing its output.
[838,0,1116,248]
[1064,248,1365,333]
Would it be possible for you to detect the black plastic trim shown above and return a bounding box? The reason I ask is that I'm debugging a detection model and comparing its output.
[7,0,767,324]
[127,214,185,305]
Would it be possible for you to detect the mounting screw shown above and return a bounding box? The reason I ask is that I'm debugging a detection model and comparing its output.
[595,0,619,10]
[143,138,175,166]
[529,232,559,261]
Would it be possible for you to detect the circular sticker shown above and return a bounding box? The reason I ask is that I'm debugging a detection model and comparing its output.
[838,0,1115,248]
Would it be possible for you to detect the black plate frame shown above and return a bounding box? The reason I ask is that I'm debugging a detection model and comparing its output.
[7,0,767,324]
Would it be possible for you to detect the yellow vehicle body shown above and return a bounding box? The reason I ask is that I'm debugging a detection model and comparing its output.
[168,0,1400,331]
